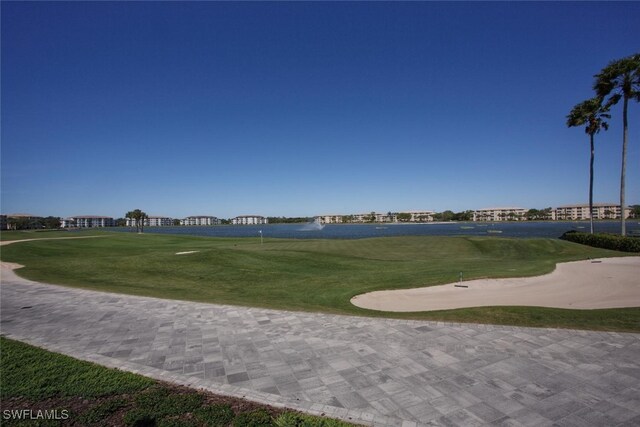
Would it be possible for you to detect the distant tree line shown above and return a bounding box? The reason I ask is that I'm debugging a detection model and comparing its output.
[6,216,61,230]
[266,217,310,224]
[525,208,553,221]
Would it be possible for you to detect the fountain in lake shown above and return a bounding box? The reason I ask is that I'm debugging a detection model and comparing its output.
[298,218,325,231]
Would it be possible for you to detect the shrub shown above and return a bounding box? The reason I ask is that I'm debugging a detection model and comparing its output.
[195,404,236,426]
[124,408,157,427]
[135,387,204,417]
[157,417,198,427]
[559,231,640,252]
[161,393,204,417]
[233,409,274,427]
[135,387,170,409]
[79,398,128,424]
[275,412,354,427]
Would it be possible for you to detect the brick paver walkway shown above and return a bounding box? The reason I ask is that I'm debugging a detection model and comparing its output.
[1,268,639,426]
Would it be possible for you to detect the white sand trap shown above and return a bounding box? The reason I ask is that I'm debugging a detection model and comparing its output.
[175,251,200,255]
[351,257,640,312]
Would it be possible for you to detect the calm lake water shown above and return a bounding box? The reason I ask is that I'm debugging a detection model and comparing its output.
[107,221,640,240]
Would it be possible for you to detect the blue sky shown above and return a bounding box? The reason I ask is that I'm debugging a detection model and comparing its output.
[2,2,639,219]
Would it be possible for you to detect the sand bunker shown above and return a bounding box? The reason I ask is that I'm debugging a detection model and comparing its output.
[175,251,200,255]
[351,257,640,312]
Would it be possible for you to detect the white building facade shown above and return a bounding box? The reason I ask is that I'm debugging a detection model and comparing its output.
[62,216,115,228]
[316,211,435,224]
[403,211,435,222]
[316,215,344,224]
[231,215,268,225]
[126,216,173,227]
[553,204,630,221]
[473,208,527,222]
[180,216,220,226]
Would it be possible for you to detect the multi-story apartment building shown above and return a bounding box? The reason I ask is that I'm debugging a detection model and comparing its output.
[473,207,527,222]
[402,211,435,222]
[180,216,220,226]
[61,216,115,228]
[231,215,268,225]
[316,215,344,224]
[0,215,6,230]
[148,216,173,226]
[126,216,173,227]
[553,204,630,220]
[317,211,435,224]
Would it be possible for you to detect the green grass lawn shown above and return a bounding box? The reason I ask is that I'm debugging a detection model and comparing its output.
[1,231,639,331]
[0,229,107,241]
[0,337,353,426]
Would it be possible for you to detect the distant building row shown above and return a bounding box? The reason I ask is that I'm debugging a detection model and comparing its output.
[315,204,631,224]
[1,205,632,230]
[56,215,267,228]
[315,211,436,224]
[472,204,630,222]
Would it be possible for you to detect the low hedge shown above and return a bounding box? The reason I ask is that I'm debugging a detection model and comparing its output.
[559,230,640,252]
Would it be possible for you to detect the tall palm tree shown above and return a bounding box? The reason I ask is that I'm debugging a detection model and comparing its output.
[567,97,610,234]
[125,210,137,232]
[593,53,640,235]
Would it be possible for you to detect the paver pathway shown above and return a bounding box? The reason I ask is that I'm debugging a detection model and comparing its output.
[1,266,639,426]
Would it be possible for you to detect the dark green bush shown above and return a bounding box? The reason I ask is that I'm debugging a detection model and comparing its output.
[135,387,203,417]
[233,409,274,427]
[79,398,128,424]
[157,417,198,427]
[135,387,171,409]
[123,408,157,427]
[161,393,204,417]
[559,231,640,252]
[195,404,236,426]
[275,412,353,427]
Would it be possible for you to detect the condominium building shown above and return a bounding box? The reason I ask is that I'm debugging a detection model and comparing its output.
[148,216,173,227]
[316,215,344,224]
[180,216,221,226]
[553,204,630,221]
[317,211,435,224]
[401,211,436,222]
[231,215,268,225]
[126,216,173,227]
[473,207,527,222]
[62,216,114,228]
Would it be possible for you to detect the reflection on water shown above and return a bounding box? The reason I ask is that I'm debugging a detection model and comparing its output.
[106,221,640,240]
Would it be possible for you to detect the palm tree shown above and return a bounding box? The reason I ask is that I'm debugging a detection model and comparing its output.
[567,97,610,234]
[125,210,137,232]
[139,211,148,233]
[593,53,640,235]
[125,209,148,233]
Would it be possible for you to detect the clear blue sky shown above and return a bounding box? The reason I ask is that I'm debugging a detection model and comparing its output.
[2,2,639,219]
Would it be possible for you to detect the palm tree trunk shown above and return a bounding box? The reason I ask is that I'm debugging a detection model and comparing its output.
[620,96,628,236]
[589,134,595,235]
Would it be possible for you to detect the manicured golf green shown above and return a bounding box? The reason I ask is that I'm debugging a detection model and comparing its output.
[0,229,106,241]
[1,231,638,331]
